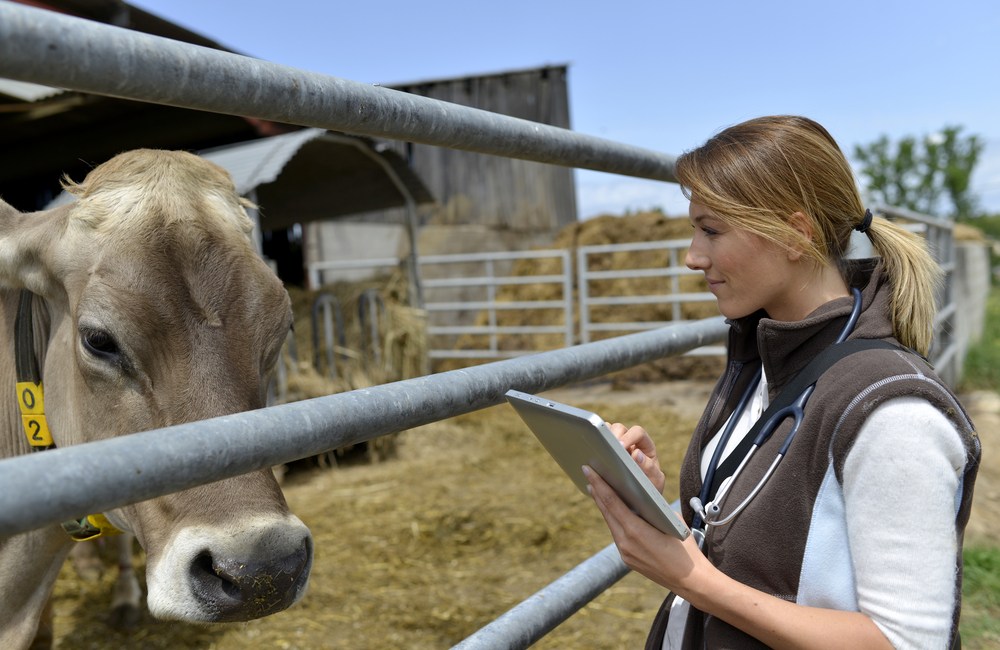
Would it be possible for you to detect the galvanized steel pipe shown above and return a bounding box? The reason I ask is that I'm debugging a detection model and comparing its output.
[0,318,725,536]
[452,543,629,649]
[0,2,677,182]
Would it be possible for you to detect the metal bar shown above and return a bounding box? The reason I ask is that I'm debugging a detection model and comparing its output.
[452,544,629,650]
[578,247,592,344]
[588,321,693,331]
[309,257,401,271]
[427,325,568,336]
[578,238,693,254]
[561,250,574,348]
[670,248,682,323]
[428,348,634,360]
[420,250,571,264]
[873,204,954,231]
[583,267,698,280]
[422,275,566,289]
[586,293,716,306]
[429,350,537,360]
[0,318,727,535]
[934,303,958,327]
[487,259,499,355]
[425,300,567,311]
[0,3,677,182]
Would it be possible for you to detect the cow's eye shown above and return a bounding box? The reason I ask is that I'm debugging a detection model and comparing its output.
[81,328,120,361]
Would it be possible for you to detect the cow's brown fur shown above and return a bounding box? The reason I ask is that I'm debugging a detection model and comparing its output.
[0,150,312,648]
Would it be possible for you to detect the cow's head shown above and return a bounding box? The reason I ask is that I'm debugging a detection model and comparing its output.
[0,150,312,621]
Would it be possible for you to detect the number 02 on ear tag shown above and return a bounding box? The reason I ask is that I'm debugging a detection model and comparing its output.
[16,381,53,447]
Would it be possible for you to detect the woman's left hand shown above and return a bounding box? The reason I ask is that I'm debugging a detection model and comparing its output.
[583,465,708,595]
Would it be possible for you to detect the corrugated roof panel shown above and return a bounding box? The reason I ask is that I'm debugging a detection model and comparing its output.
[0,79,65,102]
[199,128,326,195]
[44,128,327,208]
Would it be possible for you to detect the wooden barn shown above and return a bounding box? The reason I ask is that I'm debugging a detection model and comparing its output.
[305,64,579,288]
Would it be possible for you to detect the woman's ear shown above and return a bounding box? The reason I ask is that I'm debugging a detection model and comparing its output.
[785,211,814,262]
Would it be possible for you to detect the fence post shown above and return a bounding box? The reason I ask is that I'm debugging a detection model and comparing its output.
[561,250,574,348]
[311,293,346,379]
[577,247,591,344]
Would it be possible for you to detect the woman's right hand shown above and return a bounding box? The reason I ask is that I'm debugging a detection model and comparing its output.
[607,422,666,493]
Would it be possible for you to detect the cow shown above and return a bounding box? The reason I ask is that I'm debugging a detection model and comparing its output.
[0,149,313,648]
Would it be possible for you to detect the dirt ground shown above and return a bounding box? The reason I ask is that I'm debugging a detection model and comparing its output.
[48,380,996,649]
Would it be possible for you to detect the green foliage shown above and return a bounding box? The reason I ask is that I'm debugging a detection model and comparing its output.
[960,283,1000,391]
[854,126,983,219]
[961,547,1000,648]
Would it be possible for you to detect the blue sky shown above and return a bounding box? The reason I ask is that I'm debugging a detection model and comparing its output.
[131,0,1000,219]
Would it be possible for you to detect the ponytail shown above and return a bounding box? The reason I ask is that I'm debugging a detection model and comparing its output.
[863,215,942,356]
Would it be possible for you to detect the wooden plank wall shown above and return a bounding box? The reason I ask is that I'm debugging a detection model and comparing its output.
[375,65,579,234]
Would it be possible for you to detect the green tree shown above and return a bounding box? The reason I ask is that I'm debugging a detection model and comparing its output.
[853,126,983,219]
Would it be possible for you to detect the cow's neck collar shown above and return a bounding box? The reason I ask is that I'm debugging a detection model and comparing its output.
[15,290,122,542]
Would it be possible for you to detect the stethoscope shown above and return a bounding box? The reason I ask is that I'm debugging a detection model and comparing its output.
[689,287,863,547]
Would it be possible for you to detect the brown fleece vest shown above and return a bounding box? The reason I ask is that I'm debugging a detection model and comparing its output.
[645,260,980,649]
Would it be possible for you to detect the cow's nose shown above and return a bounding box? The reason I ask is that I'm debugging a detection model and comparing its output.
[188,538,312,621]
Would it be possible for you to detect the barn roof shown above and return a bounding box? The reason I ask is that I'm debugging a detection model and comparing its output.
[0,79,65,102]
[200,129,435,231]
[46,129,435,232]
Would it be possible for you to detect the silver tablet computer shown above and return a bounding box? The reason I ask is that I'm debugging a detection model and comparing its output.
[505,389,689,540]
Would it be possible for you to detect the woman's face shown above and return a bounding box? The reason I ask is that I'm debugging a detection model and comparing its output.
[685,202,806,321]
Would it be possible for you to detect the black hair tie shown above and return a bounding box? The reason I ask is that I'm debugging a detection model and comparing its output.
[855,209,873,234]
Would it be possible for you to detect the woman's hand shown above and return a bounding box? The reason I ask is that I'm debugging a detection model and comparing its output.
[607,422,666,493]
[583,464,708,594]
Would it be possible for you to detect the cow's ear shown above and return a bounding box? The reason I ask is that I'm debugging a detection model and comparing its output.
[0,197,64,297]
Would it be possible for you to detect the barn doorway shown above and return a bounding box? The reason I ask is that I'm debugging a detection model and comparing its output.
[263,224,306,288]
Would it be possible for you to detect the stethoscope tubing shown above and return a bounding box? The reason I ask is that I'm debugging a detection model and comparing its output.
[691,288,864,539]
[691,364,761,531]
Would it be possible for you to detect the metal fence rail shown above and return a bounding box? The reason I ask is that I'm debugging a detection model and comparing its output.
[0,319,727,537]
[452,544,629,650]
[307,241,725,361]
[576,238,721,352]
[307,257,402,289]
[305,249,576,361]
[0,2,677,182]
[420,249,574,359]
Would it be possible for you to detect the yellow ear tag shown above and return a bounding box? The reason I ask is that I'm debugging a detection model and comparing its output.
[62,513,122,542]
[16,381,53,447]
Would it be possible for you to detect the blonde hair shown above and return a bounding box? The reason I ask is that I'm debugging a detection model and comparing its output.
[675,115,941,355]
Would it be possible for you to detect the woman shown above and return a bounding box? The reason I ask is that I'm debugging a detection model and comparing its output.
[583,115,980,649]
